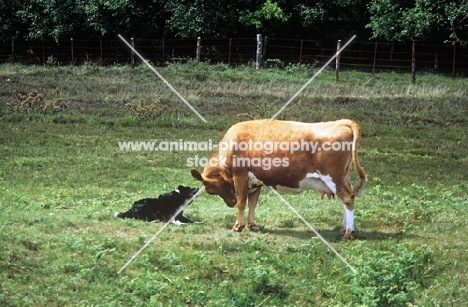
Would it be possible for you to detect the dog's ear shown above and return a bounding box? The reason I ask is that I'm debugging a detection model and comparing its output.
[175,185,185,193]
[177,185,191,193]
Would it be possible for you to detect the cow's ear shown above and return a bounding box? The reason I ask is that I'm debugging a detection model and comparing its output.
[190,168,204,182]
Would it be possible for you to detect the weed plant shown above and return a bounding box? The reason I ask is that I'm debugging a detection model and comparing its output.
[7,88,68,113]
[125,97,166,118]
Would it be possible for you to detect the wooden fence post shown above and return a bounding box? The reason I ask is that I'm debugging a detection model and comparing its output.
[99,39,103,64]
[452,45,456,77]
[372,41,378,82]
[70,38,74,65]
[299,39,303,64]
[131,37,135,68]
[162,39,165,65]
[256,34,263,69]
[42,39,45,65]
[411,42,416,83]
[335,40,341,81]
[11,37,15,63]
[228,38,232,65]
[196,37,201,64]
[390,43,394,66]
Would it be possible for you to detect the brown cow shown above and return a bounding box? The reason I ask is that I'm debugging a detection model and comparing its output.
[191,119,366,239]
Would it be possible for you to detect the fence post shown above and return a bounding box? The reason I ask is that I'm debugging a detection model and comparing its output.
[335,40,341,81]
[256,34,263,69]
[228,38,232,65]
[70,38,74,65]
[452,45,456,77]
[162,39,165,65]
[99,39,103,64]
[372,41,378,82]
[196,37,201,64]
[11,37,15,63]
[390,43,394,66]
[299,39,303,63]
[42,39,45,65]
[411,42,416,83]
[131,37,135,68]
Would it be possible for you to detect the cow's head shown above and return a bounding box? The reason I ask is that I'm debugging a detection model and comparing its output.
[191,168,237,207]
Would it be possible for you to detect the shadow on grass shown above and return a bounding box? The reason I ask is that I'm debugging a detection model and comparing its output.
[256,226,417,242]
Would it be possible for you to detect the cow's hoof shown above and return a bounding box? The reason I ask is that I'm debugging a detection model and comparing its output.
[232,224,245,232]
[340,227,354,240]
[245,224,258,231]
[340,227,346,235]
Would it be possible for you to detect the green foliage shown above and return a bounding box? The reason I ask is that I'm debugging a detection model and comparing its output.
[45,55,57,66]
[445,0,468,45]
[297,0,369,39]
[350,244,435,306]
[239,0,289,32]
[243,265,284,296]
[14,0,88,41]
[1,0,467,44]
[165,0,239,38]
[367,0,468,44]
[84,0,167,38]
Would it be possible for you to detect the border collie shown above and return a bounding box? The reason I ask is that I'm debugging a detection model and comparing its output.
[116,186,199,224]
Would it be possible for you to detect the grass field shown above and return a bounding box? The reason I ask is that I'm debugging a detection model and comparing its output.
[1,62,467,306]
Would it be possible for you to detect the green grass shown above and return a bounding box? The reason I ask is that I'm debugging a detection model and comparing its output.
[0,62,467,306]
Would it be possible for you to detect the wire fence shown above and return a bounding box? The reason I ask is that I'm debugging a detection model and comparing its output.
[1,36,467,76]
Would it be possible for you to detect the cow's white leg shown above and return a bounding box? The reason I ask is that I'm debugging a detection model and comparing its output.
[334,176,356,239]
[341,204,355,239]
[342,206,346,229]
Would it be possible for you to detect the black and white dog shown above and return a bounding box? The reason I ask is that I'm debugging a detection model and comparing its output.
[116,186,200,224]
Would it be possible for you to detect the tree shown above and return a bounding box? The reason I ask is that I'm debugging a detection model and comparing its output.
[445,0,468,45]
[238,0,289,36]
[84,0,167,38]
[6,0,465,45]
[14,0,88,41]
[165,0,240,38]
[367,0,468,44]
[296,0,370,40]
[366,0,412,41]
[0,1,25,41]
[296,0,368,39]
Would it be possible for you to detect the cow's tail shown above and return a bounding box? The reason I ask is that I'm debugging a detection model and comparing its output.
[349,120,367,196]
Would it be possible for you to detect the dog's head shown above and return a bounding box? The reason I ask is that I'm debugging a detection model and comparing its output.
[175,185,199,200]
[157,186,199,208]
